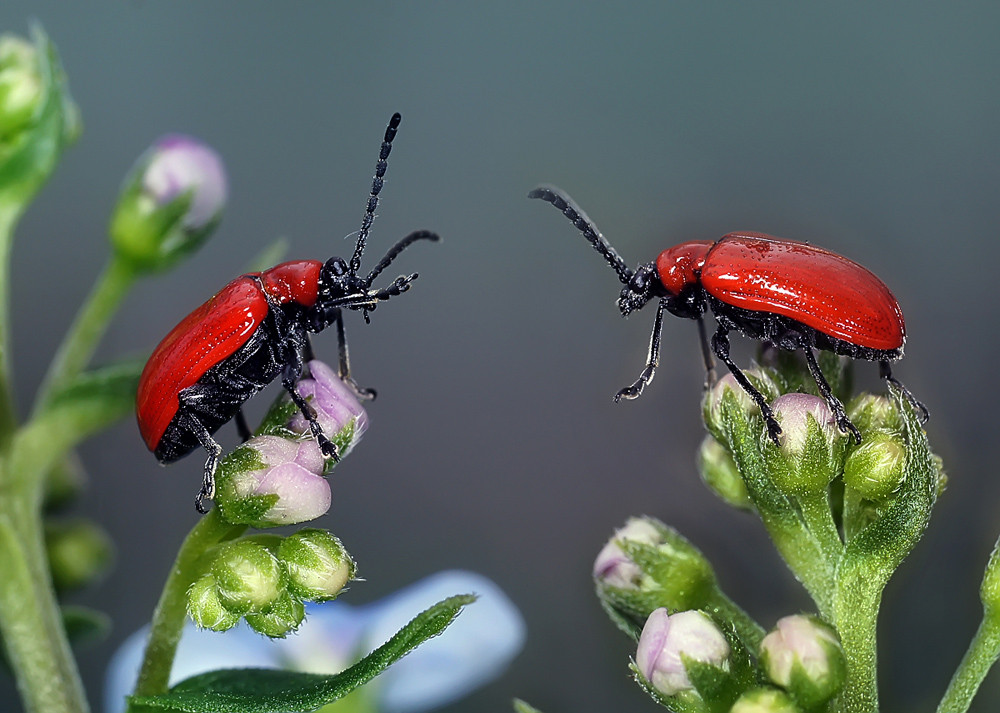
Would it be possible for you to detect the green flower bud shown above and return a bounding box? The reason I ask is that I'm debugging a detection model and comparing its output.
[211,540,283,615]
[843,432,906,500]
[759,615,845,710]
[731,687,801,713]
[703,370,778,442]
[764,394,846,495]
[186,574,240,631]
[45,519,113,592]
[0,35,42,140]
[846,394,903,435]
[244,590,306,639]
[697,436,752,510]
[109,134,227,272]
[278,528,355,602]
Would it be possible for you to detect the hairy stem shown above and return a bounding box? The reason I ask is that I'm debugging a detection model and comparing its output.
[0,202,22,444]
[936,615,1000,713]
[132,509,246,700]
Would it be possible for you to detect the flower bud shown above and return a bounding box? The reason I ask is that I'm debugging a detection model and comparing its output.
[703,370,777,441]
[843,432,906,500]
[288,360,369,466]
[216,435,331,528]
[759,615,845,710]
[244,590,306,639]
[847,394,903,435]
[731,688,801,713]
[186,574,240,631]
[110,134,227,272]
[45,519,113,592]
[0,34,42,140]
[594,517,717,619]
[278,528,355,602]
[593,517,663,589]
[764,394,845,495]
[697,436,752,510]
[211,540,284,615]
[635,609,730,697]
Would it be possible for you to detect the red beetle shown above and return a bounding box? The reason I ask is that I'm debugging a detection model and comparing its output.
[528,185,925,443]
[138,113,438,511]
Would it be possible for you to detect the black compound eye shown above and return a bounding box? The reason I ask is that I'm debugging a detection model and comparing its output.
[327,258,348,276]
[630,271,647,292]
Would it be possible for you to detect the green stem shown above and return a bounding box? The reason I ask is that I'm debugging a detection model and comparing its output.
[798,490,843,570]
[707,589,766,651]
[0,491,88,713]
[132,509,246,700]
[936,615,1000,713]
[35,255,137,412]
[0,202,23,444]
[833,564,885,713]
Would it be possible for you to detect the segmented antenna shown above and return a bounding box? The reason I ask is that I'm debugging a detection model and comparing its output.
[528,185,633,285]
[365,229,441,287]
[350,112,402,276]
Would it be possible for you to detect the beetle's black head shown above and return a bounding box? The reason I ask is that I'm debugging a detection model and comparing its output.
[618,263,662,317]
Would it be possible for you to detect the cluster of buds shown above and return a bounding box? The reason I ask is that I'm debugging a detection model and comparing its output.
[632,608,846,712]
[187,529,355,638]
[214,360,368,528]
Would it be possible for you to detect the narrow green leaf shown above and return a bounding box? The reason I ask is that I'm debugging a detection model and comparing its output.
[513,699,545,713]
[244,237,289,274]
[62,605,111,646]
[129,594,476,713]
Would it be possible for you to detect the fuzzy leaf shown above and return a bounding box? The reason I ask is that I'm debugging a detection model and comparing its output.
[513,699,545,713]
[128,594,476,713]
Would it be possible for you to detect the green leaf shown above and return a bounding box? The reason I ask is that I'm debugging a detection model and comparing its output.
[129,594,476,713]
[8,359,143,487]
[62,605,111,646]
[513,699,545,713]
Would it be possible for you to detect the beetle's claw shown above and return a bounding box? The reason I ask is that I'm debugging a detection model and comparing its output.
[765,418,783,447]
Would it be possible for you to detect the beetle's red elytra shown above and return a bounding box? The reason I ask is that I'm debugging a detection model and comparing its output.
[528,185,925,443]
[138,114,439,512]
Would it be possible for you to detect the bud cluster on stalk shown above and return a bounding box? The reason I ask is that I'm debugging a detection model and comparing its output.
[187,529,355,638]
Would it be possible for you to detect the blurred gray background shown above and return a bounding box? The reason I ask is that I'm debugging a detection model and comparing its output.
[0,2,998,711]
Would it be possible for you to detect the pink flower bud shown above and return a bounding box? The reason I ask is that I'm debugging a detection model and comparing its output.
[593,517,663,589]
[142,135,227,229]
[288,360,369,459]
[770,394,837,456]
[635,609,730,697]
[226,435,331,527]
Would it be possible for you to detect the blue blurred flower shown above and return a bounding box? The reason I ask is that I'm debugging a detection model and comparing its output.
[105,570,525,713]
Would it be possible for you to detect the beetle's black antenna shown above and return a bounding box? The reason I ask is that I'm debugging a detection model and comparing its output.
[365,230,441,287]
[528,184,634,286]
[350,112,402,277]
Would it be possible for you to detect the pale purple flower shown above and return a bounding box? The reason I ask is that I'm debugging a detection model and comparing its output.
[288,360,369,459]
[770,393,838,455]
[105,571,525,713]
[760,615,844,698]
[229,435,331,526]
[593,517,663,589]
[142,134,227,229]
[635,609,730,697]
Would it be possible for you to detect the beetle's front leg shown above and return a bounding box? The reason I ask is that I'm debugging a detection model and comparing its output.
[615,299,666,402]
[280,327,340,462]
[334,310,376,401]
[711,324,782,445]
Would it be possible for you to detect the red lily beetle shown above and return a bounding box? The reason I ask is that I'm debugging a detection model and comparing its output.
[528,185,926,443]
[138,113,439,512]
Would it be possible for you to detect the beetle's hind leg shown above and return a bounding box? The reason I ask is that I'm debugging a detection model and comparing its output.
[711,325,782,445]
[334,311,377,401]
[803,347,862,443]
[879,360,929,422]
[235,408,252,442]
[176,408,223,514]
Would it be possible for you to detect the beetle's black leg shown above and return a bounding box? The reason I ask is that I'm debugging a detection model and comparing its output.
[696,315,716,388]
[235,408,252,442]
[279,325,340,462]
[334,311,376,401]
[879,360,929,422]
[177,410,223,514]
[616,299,667,402]
[711,325,782,444]
[803,347,862,443]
